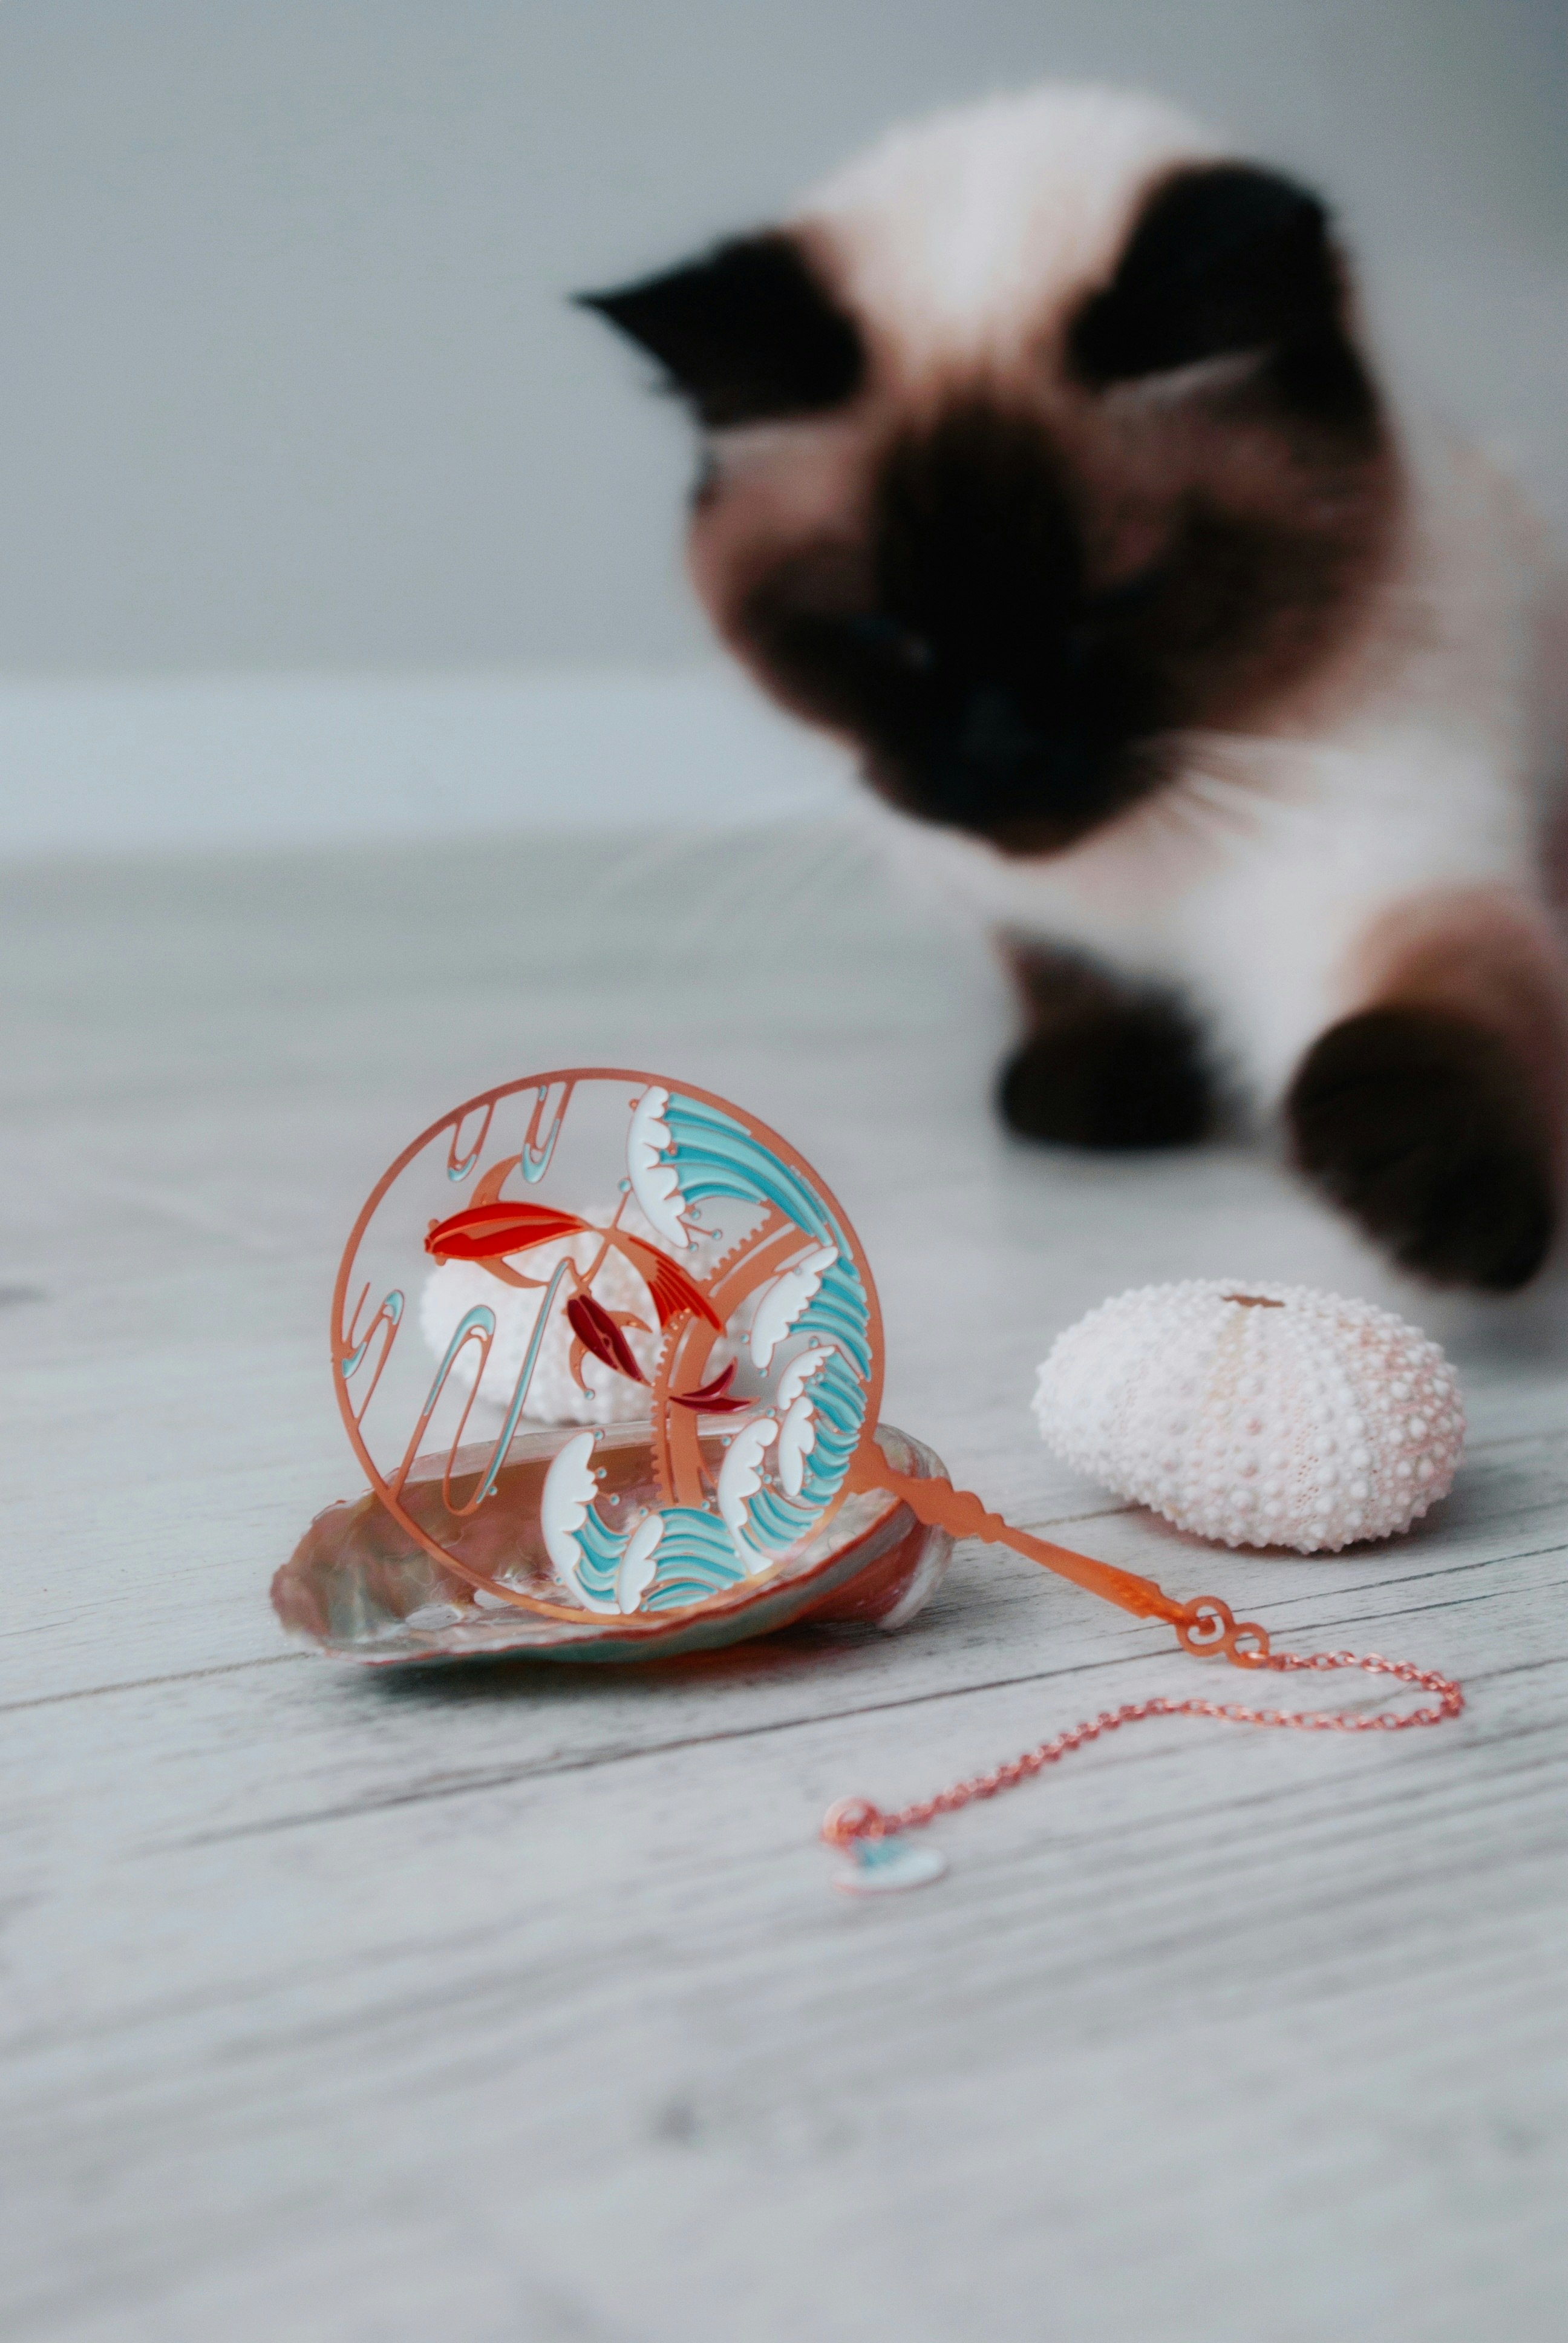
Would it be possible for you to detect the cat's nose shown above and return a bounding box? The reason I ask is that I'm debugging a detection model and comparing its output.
[943,681,1111,828]
[956,683,1043,776]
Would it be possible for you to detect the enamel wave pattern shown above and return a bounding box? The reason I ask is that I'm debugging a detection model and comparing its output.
[655,1090,874,1535]
[537,1087,878,1619]
[658,1092,873,1382]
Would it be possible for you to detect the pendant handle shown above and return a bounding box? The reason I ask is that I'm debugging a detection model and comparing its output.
[855,1444,1272,1669]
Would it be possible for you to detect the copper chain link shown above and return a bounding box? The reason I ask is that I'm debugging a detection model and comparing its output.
[821,1648,1464,1852]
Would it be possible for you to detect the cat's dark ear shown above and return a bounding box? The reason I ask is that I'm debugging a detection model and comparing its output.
[1068,163,1373,424]
[576,231,864,429]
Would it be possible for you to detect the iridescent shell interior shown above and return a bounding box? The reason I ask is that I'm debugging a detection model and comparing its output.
[274,1418,951,1664]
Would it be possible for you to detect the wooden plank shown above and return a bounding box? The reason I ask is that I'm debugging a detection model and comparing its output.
[2,829,1566,2342]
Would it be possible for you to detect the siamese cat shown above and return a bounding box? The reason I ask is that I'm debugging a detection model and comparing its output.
[582,85,1568,1292]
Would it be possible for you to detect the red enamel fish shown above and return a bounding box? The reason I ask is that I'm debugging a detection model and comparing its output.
[566,1291,647,1384]
[670,1358,750,1414]
[607,1230,724,1331]
[425,1199,588,1263]
[427,1168,724,1332]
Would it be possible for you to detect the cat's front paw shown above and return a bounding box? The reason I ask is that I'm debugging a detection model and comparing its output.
[999,995,1212,1150]
[1287,1006,1557,1291]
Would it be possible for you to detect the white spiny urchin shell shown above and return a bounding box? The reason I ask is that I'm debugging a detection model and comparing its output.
[1033,1280,1465,1553]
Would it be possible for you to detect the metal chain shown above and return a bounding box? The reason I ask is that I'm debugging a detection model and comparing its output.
[821,1649,1464,1851]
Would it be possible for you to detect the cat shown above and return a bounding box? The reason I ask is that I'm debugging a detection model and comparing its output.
[581,84,1568,1293]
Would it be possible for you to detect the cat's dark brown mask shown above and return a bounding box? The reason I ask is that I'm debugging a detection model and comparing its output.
[582,108,1399,854]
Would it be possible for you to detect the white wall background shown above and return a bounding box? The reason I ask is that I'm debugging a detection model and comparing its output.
[0,1,1561,847]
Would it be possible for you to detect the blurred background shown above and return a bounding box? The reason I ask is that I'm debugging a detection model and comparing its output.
[0,0,1563,854]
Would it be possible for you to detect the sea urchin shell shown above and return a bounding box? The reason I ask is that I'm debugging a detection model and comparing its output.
[1033,1280,1465,1552]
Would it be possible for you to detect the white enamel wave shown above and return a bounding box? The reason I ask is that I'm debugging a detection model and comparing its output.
[615,1511,665,1612]
[540,1431,602,1594]
[774,1343,834,1498]
[749,1244,838,1370]
[626,1084,691,1250]
[716,1415,779,1573]
[542,1418,783,1615]
[540,1430,667,1613]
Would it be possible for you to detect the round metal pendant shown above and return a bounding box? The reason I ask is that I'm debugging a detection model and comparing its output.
[316,1070,900,1653]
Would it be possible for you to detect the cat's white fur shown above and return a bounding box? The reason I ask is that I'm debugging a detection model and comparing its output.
[786,87,1568,1115]
[805,87,1215,376]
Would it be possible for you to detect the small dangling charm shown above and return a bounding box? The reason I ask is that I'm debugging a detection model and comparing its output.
[823,1798,947,1894]
[834,1833,947,1895]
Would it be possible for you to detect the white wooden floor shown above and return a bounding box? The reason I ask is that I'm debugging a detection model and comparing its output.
[4,825,1567,2343]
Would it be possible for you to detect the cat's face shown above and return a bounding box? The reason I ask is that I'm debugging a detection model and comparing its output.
[583,90,1399,855]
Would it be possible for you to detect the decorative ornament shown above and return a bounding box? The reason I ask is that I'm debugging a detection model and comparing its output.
[273,1069,1467,1891]
[1033,1281,1465,1552]
[419,1203,672,1427]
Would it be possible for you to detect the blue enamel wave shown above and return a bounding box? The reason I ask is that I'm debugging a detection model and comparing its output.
[642,1506,753,1612]
[659,1090,874,1555]
[744,1348,866,1558]
[662,1093,874,1389]
[573,1498,635,1610]
[557,1093,878,1616]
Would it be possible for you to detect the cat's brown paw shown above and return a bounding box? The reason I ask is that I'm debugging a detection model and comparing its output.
[999,994,1212,1149]
[1287,1006,1557,1290]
